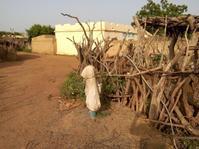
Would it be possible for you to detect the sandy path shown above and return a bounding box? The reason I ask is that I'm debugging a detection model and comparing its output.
[0,52,78,148]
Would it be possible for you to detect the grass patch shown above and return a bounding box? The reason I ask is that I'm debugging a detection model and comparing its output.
[61,71,85,100]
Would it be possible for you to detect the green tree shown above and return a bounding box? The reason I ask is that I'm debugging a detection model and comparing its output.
[26,24,54,41]
[136,0,188,34]
[137,0,187,17]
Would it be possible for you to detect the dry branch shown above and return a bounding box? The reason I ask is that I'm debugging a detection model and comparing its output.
[61,13,90,44]
[149,48,185,120]
[64,14,199,145]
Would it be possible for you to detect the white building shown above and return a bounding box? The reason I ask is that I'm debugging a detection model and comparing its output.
[55,21,137,55]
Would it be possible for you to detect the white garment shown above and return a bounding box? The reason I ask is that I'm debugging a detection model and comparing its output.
[81,65,101,111]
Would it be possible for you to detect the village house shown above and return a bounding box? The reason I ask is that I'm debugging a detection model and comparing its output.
[55,21,138,55]
[31,35,56,55]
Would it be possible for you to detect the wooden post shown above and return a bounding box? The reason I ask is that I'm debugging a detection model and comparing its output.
[168,33,178,60]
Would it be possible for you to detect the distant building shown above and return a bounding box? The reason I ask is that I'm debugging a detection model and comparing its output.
[31,35,56,55]
[55,21,138,55]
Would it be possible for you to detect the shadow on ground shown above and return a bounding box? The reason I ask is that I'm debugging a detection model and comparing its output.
[0,52,40,69]
[130,114,170,149]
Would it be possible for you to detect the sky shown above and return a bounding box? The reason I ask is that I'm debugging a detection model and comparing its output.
[0,0,199,32]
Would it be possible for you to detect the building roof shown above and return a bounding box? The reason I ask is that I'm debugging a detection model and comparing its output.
[32,35,55,41]
[55,21,137,33]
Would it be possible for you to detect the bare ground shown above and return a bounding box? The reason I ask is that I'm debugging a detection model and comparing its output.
[0,52,171,149]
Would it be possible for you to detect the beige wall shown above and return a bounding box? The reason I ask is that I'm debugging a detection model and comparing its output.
[32,35,56,55]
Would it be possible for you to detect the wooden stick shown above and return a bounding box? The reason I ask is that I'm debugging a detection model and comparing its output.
[61,13,90,44]
[149,48,185,120]
[159,16,167,66]
[107,95,131,98]
[160,100,178,149]
[123,68,133,105]
[97,70,199,78]
[174,106,199,136]
[108,66,162,77]
[142,118,185,128]
[182,25,190,71]
[91,55,110,74]
[124,55,153,91]
[169,78,188,111]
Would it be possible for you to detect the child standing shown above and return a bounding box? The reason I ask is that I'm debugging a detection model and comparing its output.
[81,65,101,119]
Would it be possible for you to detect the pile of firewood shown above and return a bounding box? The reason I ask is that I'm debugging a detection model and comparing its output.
[62,13,199,147]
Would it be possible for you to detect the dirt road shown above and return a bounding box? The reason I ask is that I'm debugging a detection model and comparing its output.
[0,52,170,149]
[0,52,78,148]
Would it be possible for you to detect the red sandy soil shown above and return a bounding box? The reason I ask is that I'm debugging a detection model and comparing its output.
[0,52,171,149]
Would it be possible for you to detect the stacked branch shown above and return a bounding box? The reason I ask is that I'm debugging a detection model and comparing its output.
[61,14,199,142]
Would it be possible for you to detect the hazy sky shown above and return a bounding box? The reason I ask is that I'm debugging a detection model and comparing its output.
[0,0,199,32]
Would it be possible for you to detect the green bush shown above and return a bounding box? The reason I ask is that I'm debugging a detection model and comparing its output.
[101,76,125,96]
[26,24,54,41]
[101,77,116,95]
[61,72,85,100]
[181,139,199,149]
[99,75,125,110]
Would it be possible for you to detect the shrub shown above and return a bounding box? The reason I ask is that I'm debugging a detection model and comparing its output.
[26,24,54,41]
[100,75,125,110]
[101,75,125,96]
[61,72,85,100]
[181,139,199,149]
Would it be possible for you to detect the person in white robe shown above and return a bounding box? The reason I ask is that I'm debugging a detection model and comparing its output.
[81,65,101,118]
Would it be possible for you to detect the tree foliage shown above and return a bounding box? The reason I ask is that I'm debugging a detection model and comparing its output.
[26,24,54,41]
[137,0,187,17]
[136,0,188,35]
